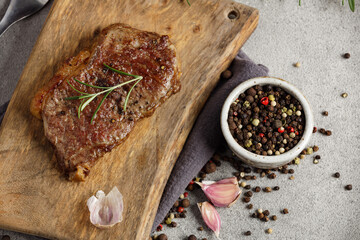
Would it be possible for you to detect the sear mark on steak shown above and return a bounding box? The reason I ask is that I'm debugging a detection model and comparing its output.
[30,23,181,181]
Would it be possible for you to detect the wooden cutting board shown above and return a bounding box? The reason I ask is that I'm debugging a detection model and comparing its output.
[0,0,258,239]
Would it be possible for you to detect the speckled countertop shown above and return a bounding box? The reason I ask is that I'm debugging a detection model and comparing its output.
[1,1,359,239]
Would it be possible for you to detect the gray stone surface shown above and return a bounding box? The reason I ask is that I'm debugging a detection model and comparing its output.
[1,1,359,240]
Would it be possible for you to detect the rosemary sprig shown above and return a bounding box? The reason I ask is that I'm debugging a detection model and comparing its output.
[349,0,355,12]
[186,0,191,6]
[64,64,143,124]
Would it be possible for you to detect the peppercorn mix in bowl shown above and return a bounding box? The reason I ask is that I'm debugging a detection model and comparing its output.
[221,77,314,169]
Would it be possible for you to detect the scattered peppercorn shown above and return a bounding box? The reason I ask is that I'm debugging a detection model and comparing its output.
[158,234,168,240]
[266,228,273,234]
[264,187,272,192]
[313,159,319,164]
[268,173,277,179]
[245,185,251,190]
[188,235,197,240]
[273,186,280,191]
[240,182,247,188]
[247,204,253,209]
[245,191,253,197]
[182,199,190,208]
[313,127,317,133]
[186,184,194,191]
[289,176,295,180]
[322,111,328,116]
[1,236,10,240]
[271,215,277,221]
[343,53,351,59]
[198,226,204,231]
[306,147,313,155]
[221,69,232,79]
[204,162,216,174]
[157,224,163,231]
[263,210,270,216]
[200,172,206,179]
[325,130,332,136]
[258,213,265,219]
[294,62,301,68]
[244,231,252,236]
[170,222,177,227]
[165,217,172,225]
[345,184,353,191]
[341,92,348,98]
[334,172,340,178]
[243,197,251,203]
[254,186,261,192]
[313,145,319,152]
[283,208,289,214]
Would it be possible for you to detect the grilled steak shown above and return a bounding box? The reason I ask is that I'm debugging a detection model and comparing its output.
[30,23,181,181]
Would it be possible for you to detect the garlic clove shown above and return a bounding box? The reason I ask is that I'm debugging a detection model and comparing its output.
[196,177,241,207]
[216,176,238,185]
[87,186,124,229]
[198,201,221,238]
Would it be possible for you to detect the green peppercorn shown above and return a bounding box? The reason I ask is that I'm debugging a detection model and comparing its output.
[252,119,260,126]
[243,101,250,108]
[245,140,252,148]
[165,218,172,225]
[306,147,313,155]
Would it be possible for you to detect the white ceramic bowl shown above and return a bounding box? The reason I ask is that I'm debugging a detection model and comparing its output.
[221,77,314,169]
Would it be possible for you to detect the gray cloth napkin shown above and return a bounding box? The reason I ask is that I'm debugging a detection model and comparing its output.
[0,50,268,235]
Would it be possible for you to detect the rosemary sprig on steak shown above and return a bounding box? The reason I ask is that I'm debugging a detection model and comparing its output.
[65,63,143,124]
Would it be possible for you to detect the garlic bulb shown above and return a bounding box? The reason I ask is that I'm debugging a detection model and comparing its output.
[87,186,124,228]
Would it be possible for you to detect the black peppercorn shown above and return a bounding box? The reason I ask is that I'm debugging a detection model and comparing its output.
[158,234,168,240]
[343,53,351,59]
[273,186,280,191]
[244,231,252,236]
[245,191,253,197]
[204,162,216,173]
[243,197,251,203]
[221,70,232,79]
[188,235,197,240]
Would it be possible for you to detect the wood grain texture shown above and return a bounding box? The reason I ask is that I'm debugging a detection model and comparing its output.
[0,0,258,239]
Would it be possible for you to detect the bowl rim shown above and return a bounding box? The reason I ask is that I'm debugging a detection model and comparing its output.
[220,76,314,165]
